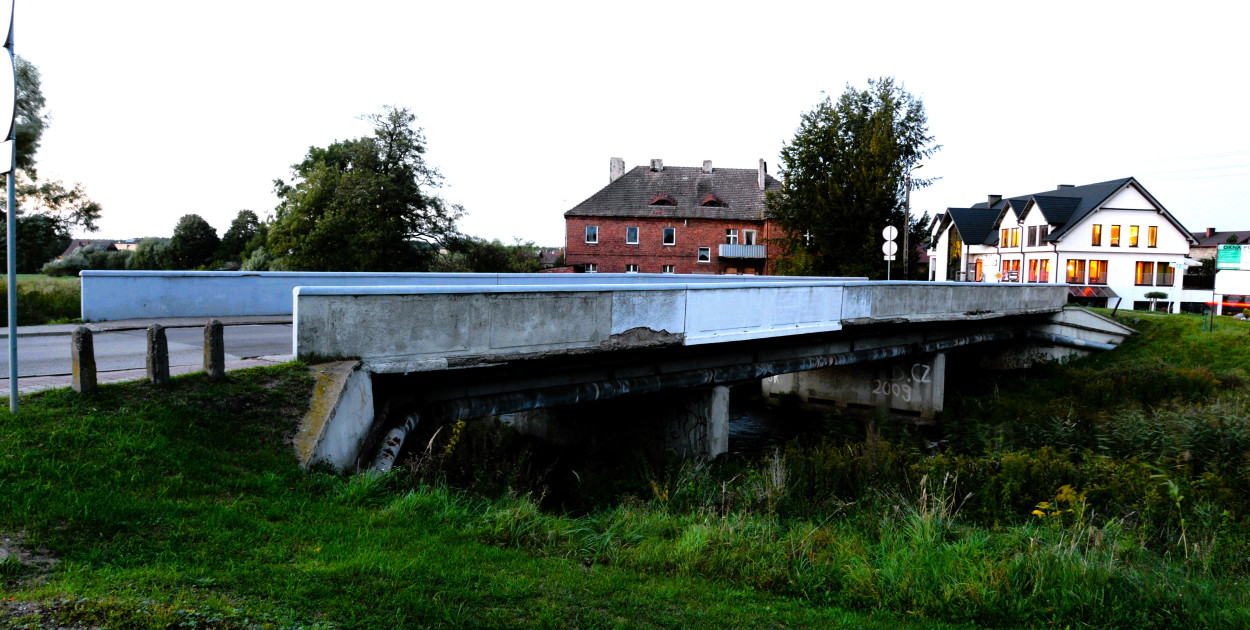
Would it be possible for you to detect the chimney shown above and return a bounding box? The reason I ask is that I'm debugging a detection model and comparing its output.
[1206,227,1216,238]
[609,157,625,183]
[702,160,713,174]
[650,159,663,172]
[988,194,1002,207]
[1058,184,1074,189]
[758,159,767,190]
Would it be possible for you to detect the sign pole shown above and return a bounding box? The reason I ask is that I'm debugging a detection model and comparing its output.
[4,3,15,413]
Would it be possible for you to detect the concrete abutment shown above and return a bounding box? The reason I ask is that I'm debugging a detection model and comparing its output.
[762,353,947,417]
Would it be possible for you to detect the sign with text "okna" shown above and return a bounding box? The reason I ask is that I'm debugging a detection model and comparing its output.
[1217,244,1250,270]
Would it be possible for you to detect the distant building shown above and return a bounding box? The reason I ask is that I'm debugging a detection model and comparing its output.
[564,158,781,275]
[113,238,143,252]
[928,177,1203,312]
[1189,227,1250,260]
[60,239,117,258]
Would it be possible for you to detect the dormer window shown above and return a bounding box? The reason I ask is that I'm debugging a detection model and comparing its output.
[649,192,676,206]
[700,194,725,207]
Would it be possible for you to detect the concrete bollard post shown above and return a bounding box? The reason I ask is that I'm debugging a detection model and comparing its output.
[204,319,225,381]
[70,326,97,394]
[146,324,170,385]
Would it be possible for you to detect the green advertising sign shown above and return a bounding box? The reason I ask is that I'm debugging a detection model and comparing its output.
[1217,244,1249,270]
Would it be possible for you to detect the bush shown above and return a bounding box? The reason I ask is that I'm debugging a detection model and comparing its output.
[0,276,80,325]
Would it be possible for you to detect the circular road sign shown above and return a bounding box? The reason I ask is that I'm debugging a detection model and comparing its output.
[882,226,898,241]
[882,241,898,256]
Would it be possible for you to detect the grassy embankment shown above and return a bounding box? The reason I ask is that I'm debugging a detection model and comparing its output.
[0,274,80,326]
[0,311,1248,628]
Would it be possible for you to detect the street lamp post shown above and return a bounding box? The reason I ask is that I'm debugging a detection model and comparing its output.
[903,164,923,281]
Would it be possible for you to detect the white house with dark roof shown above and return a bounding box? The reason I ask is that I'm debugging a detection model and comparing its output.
[929,177,1204,313]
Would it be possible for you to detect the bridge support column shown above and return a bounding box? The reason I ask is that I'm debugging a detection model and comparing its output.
[763,353,946,417]
[504,385,730,460]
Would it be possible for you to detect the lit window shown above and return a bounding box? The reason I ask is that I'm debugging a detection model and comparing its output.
[697,247,711,262]
[744,267,756,275]
[1129,226,1139,247]
[743,230,757,245]
[663,227,676,246]
[1011,228,1020,247]
[1155,262,1173,286]
[1001,229,1008,246]
[1089,260,1108,285]
[662,265,675,274]
[725,267,738,275]
[1004,259,1020,282]
[1148,226,1158,248]
[1039,259,1050,283]
[1110,225,1120,246]
[1066,259,1086,284]
[585,263,598,273]
[625,264,638,273]
[725,229,739,245]
[1092,224,1102,246]
[1028,259,1039,282]
[1135,261,1154,285]
[585,225,598,244]
[626,226,639,244]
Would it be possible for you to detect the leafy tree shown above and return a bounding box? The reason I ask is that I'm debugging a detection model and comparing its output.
[126,238,171,270]
[167,214,220,269]
[0,56,103,272]
[0,214,70,273]
[267,106,463,271]
[766,78,939,278]
[433,235,544,273]
[217,209,260,263]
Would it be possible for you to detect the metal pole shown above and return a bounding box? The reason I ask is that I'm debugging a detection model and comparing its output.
[903,172,911,280]
[5,14,14,413]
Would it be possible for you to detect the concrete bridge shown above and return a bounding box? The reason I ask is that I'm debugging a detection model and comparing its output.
[282,275,1133,472]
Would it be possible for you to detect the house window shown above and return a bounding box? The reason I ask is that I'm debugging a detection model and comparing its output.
[1066,259,1086,284]
[975,259,983,282]
[1110,225,1120,246]
[743,230,757,245]
[1028,226,1037,247]
[585,263,598,273]
[1135,261,1154,285]
[662,227,676,245]
[585,225,598,244]
[1001,228,1009,246]
[725,229,739,245]
[624,264,639,273]
[744,267,756,275]
[1004,259,1020,282]
[1148,226,1158,248]
[1092,224,1102,246]
[1039,259,1050,283]
[1011,228,1020,247]
[662,265,675,274]
[625,226,639,244]
[1028,259,1039,282]
[1039,225,1049,241]
[1088,260,1108,285]
[697,247,711,262]
[1155,262,1174,286]
[1129,226,1139,247]
[726,267,738,275]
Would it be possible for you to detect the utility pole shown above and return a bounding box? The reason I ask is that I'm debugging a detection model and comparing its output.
[3,2,17,413]
[903,164,922,280]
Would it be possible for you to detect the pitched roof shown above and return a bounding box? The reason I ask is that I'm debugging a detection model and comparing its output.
[564,165,781,221]
[943,207,1000,246]
[1190,230,1250,247]
[966,177,1196,244]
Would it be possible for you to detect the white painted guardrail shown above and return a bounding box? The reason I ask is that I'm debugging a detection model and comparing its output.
[292,282,1069,365]
[78,270,867,322]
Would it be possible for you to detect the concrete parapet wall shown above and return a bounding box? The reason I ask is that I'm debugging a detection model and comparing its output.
[294,281,1070,364]
[79,270,864,321]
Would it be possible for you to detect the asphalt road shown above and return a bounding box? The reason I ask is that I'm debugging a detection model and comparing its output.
[0,324,293,377]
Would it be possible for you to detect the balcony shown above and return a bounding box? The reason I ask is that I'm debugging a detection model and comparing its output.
[718,244,767,258]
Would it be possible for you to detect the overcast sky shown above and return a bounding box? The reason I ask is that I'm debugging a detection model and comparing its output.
[19,1,1250,246]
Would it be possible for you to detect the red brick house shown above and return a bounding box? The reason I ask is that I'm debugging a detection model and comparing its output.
[564,158,781,275]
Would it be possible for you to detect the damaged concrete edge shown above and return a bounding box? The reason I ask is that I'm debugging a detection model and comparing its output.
[293,360,374,471]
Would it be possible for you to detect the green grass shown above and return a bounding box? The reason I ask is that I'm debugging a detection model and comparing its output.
[0,311,1248,628]
[0,274,81,326]
[0,364,963,629]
